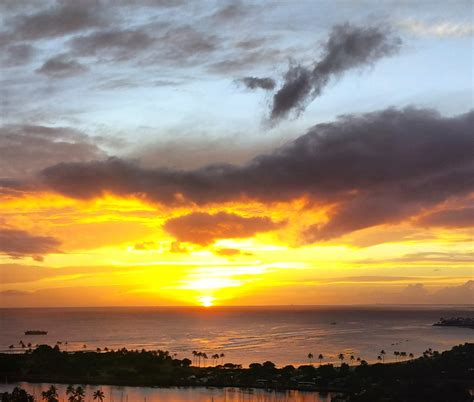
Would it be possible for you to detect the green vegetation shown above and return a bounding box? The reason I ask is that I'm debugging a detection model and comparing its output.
[0,343,472,401]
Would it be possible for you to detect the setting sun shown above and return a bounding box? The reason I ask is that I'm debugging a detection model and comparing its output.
[198,296,215,308]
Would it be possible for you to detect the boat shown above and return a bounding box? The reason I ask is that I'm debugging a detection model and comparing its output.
[24,330,48,335]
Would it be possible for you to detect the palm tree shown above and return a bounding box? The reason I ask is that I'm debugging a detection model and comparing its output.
[75,386,85,402]
[220,353,225,365]
[338,353,344,366]
[93,390,105,401]
[350,355,355,365]
[318,354,324,366]
[409,353,414,359]
[307,353,313,364]
[356,357,361,364]
[400,351,407,360]
[192,350,198,366]
[394,351,400,361]
[377,355,382,362]
[197,351,202,367]
[202,352,208,367]
[42,385,58,402]
[66,385,75,402]
[380,349,386,363]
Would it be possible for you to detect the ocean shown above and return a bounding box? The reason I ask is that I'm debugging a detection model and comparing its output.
[1,305,472,367]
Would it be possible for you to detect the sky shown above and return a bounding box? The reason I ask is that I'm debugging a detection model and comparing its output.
[0,0,473,307]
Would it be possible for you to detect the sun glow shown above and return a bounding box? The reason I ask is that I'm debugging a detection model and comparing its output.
[198,295,214,307]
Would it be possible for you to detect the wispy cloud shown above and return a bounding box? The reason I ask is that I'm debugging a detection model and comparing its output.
[398,20,474,37]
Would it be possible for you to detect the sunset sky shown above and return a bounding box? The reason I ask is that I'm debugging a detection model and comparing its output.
[0,0,473,307]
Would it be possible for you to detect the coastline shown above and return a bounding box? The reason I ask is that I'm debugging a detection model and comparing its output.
[1,343,472,401]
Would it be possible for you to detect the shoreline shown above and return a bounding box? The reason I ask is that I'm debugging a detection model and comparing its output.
[1,343,472,401]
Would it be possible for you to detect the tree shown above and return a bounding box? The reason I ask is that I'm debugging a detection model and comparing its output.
[42,385,58,402]
[307,353,313,364]
[380,349,386,363]
[192,350,198,366]
[93,390,105,401]
[220,353,225,365]
[394,351,400,361]
[318,354,324,366]
[350,355,355,365]
[409,353,414,359]
[2,387,34,402]
[75,386,85,402]
[338,353,345,366]
[66,385,75,402]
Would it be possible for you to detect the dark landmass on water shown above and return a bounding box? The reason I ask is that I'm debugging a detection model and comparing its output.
[23,331,47,336]
[434,317,474,329]
[0,343,473,402]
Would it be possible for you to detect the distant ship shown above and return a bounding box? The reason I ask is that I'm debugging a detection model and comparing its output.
[24,330,48,335]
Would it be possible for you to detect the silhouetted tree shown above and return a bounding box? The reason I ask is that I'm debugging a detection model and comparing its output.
[338,353,345,366]
[307,353,313,364]
[318,353,324,366]
[93,390,105,401]
[41,385,58,402]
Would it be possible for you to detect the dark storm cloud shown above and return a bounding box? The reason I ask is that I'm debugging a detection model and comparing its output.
[0,124,106,179]
[163,212,281,245]
[36,54,88,78]
[0,228,60,260]
[9,1,106,40]
[270,24,402,120]
[41,108,474,240]
[417,207,474,228]
[238,76,276,90]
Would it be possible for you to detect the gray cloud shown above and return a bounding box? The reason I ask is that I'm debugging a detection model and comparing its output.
[0,124,106,179]
[70,28,155,60]
[0,228,60,260]
[36,54,88,78]
[270,24,402,121]
[163,211,282,245]
[9,1,106,40]
[238,76,276,90]
[2,44,35,66]
[417,207,474,228]
[41,108,474,240]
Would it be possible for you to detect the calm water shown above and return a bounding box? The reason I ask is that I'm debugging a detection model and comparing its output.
[0,383,334,402]
[0,306,472,366]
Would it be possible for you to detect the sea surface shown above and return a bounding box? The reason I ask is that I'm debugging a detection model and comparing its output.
[0,305,472,367]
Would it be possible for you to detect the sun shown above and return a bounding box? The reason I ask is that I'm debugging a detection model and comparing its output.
[198,296,214,307]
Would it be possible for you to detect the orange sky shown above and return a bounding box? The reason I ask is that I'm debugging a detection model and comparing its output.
[1,189,472,307]
[0,2,473,308]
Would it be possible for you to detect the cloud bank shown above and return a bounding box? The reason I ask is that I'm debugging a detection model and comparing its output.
[41,108,474,240]
[0,229,60,260]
